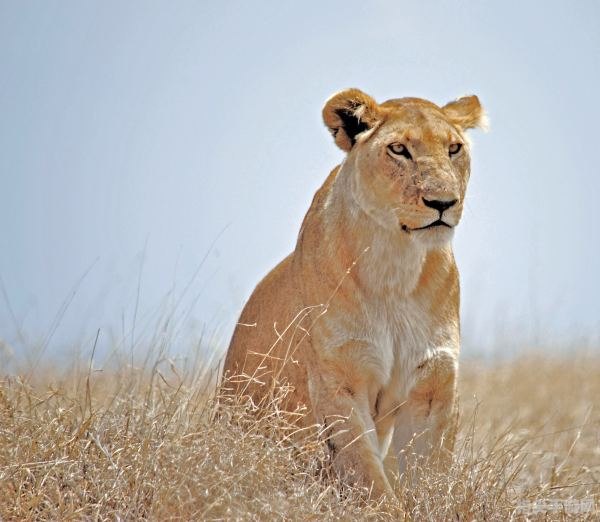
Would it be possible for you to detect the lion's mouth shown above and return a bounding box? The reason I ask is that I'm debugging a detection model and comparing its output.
[401,219,453,232]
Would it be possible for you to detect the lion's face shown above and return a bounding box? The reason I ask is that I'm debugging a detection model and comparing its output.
[323,90,485,247]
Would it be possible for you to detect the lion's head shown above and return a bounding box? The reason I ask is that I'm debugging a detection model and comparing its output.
[323,89,486,247]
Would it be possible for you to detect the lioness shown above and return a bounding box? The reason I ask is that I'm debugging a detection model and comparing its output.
[223,88,485,498]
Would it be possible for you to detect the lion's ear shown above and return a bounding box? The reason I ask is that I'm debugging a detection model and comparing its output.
[442,95,488,131]
[322,89,381,152]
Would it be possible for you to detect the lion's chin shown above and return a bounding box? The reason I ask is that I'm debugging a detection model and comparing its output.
[402,224,455,248]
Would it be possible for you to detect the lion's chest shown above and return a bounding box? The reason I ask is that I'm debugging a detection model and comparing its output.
[322,293,444,399]
[361,296,440,398]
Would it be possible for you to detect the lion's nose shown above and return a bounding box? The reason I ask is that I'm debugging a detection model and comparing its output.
[422,198,457,213]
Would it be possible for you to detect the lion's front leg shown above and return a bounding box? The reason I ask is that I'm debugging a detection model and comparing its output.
[307,355,394,499]
[392,349,458,477]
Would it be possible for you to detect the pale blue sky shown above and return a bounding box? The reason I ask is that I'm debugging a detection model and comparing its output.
[1,1,599,363]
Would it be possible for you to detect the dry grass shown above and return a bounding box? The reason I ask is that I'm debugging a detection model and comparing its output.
[1,351,599,520]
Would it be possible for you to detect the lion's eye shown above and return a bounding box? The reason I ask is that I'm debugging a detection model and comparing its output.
[388,143,412,160]
[449,143,463,156]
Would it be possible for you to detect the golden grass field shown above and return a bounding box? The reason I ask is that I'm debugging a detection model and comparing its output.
[1,349,599,520]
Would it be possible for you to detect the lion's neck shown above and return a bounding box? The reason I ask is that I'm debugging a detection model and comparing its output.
[324,170,429,297]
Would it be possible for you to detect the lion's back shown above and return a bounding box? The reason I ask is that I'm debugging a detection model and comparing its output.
[223,254,311,409]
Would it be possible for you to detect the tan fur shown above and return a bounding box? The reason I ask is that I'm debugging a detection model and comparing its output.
[223,89,485,498]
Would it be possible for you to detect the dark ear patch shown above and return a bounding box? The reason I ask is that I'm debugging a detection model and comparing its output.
[322,88,380,152]
[335,109,370,146]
